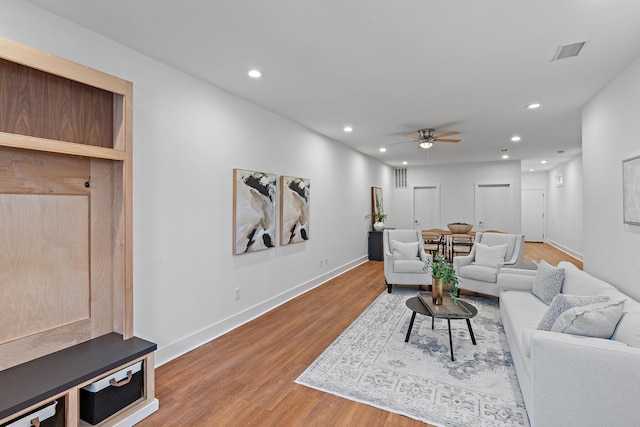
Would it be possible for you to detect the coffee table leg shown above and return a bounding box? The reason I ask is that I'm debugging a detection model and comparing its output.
[466,319,477,345]
[447,319,454,361]
[405,311,417,342]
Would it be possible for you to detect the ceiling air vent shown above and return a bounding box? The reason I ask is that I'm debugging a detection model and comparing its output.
[394,168,407,188]
[551,41,588,61]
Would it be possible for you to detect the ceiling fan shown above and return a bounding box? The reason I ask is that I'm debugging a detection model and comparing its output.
[404,129,461,149]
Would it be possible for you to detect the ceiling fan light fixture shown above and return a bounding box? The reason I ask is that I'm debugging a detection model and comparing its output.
[418,141,433,149]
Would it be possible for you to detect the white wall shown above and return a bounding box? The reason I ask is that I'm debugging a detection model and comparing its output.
[1,0,393,365]
[583,55,640,300]
[521,171,547,189]
[391,161,522,232]
[545,156,584,259]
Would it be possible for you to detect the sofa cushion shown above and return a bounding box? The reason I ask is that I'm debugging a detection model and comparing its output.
[474,242,508,267]
[391,240,419,260]
[393,259,426,273]
[611,312,640,348]
[459,264,498,283]
[561,264,615,296]
[531,260,565,304]
[537,294,610,331]
[551,299,625,338]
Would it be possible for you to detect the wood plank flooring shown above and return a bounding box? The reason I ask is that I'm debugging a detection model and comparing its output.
[137,243,581,427]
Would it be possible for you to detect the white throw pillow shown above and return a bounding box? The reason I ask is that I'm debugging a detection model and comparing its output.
[531,260,565,305]
[391,240,419,260]
[612,312,640,348]
[551,299,626,338]
[473,242,508,267]
[537,294,610,331]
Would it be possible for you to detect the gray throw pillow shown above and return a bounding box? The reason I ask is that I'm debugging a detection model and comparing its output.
[531,260,565,304]
[537,294,610,331]
[551,299,626,338]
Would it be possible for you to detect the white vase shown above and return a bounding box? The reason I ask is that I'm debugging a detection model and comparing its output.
[373,222,384,231]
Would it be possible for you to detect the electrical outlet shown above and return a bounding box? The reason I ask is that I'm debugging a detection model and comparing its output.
[235,288,241,301]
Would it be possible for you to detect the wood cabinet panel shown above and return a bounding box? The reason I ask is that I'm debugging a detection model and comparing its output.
[0,58,113,148]
[0,194,90,344]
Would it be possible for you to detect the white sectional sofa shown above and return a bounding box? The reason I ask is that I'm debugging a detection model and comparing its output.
[498,261,640,427]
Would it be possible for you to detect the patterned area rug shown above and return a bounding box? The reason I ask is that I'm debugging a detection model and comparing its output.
[295,289,530,427]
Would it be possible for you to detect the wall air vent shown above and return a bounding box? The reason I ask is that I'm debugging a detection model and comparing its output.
[394,168,407,188]
[551,41,588,61]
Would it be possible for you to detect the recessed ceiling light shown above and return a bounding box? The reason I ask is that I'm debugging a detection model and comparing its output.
[343,126,353,132]
[502,155,509,159]
[529,168,535,172]
[247,69,262,78]
[526,103,542,109]
[540,160,547,164]
[379,148,386,153]
[511,136,521,142]
[402,161,408,165]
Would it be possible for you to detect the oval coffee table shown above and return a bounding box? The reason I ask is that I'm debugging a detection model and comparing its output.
[405,295,478,361]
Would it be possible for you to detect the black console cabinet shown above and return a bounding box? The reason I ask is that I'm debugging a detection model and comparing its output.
[368,231,383,261]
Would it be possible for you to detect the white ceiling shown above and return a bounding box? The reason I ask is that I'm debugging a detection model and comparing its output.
[24,0,640,171]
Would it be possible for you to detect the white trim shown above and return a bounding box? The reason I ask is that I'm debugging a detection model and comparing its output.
[112,399,159,427]
[546,239,583,261]
[153,256,369,367]
[412,184,441,230]
[474,181,514,233]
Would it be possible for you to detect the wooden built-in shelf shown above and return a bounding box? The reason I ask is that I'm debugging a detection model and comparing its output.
[0,333,157,425]
[0,36,153,426]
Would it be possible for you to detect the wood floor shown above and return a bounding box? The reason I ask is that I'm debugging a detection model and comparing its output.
[137,243,581,427]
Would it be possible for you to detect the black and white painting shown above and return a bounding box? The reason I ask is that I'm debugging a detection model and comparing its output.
[280,176,310,245]
[233,169,277,254]
[623,155,640,225]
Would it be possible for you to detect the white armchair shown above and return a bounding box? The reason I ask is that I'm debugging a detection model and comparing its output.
[383,229,432,293]
[453,232,525,297]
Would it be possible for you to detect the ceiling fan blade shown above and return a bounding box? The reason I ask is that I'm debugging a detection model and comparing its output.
[404,134,422,140]
[435,138,461,143]
[434,131,460,139]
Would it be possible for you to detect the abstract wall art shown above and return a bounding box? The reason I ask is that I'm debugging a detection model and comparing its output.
[280,176,310,245]
[233,168,277,254]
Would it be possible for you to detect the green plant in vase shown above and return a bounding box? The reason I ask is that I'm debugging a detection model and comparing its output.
[424,254,459,304]
[365,211,387,231]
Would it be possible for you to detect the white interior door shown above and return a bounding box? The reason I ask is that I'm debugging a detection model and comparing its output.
[413,186,440,230]
[522,189,545,242]
[474,183,513,232]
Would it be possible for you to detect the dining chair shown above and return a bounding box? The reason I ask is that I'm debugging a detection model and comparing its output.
[450,233,474,261]
[421,230,444,257]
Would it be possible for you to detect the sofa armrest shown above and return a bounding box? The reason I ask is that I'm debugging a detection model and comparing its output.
[497,268,536,292]
[531,331,640,427]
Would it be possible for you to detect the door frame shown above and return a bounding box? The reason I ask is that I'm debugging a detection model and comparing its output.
[473,181,514,233]
[413,184,441,230]
[522,188,546,242]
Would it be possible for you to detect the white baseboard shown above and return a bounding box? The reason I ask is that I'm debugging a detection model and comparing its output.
[546,239,583,261]
[113,399,159,427]
[154,256,369,367]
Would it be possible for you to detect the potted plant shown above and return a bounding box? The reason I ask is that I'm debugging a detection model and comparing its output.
[365,211,387,231]
[425,254,459,304]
